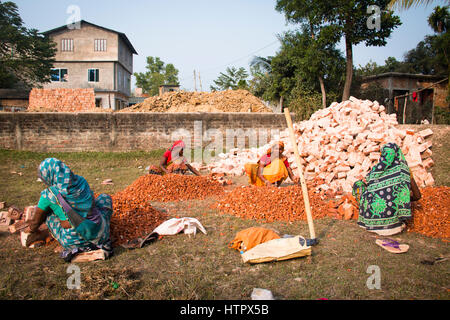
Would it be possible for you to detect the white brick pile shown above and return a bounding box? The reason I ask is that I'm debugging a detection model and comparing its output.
[193,97,435,193]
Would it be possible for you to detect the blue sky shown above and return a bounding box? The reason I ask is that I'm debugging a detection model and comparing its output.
[13,0,450,91]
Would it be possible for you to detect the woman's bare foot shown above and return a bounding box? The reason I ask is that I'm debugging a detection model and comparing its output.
[54,245,64,253]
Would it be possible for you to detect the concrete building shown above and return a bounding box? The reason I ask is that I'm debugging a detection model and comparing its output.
[159,84,180,96]
[0,89,30,111]
[42,20,137,110]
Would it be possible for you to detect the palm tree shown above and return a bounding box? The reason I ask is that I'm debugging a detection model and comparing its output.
[388,0,437,10]
[427,5,449,33]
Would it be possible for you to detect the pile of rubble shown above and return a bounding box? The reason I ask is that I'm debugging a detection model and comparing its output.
[110,174,225,245]
[110,192,168,246]
[408,186,450,240]
[213,185,329,223]
[196,97,435,195]
[119,89,273,113]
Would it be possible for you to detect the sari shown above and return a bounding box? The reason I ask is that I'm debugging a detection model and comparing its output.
[352,143,412,236]
[37,158,113,260]
[245,145,290,187]
[149,140,188,175]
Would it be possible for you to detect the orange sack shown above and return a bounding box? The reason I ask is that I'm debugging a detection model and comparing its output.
[229,227,280,252]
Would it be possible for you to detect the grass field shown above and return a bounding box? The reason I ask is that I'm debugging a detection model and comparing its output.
[0,149,449,300]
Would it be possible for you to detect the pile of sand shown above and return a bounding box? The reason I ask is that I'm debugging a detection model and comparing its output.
[119,89,273,113]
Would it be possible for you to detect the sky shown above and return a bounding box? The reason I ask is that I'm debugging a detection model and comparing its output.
[12,0,450,92]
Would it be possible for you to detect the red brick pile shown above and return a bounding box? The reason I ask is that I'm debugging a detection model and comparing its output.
[213,185,329,223]
[110,191,168,246]
[116,174,225,202]
[109,174,225,245]
[408,186,450,240]
[28,88,96,112]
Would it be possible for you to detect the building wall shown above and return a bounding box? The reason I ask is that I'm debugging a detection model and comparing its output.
[363,76,448,109]
[50,24,119,61]
[44,61,115,91]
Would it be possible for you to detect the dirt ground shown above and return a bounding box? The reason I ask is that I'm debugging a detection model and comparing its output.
[0,149,449,300]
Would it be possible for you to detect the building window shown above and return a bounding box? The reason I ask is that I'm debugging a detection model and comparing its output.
[51,68,68,82]
[61,39,73,52]
[94,39,107,52]
[88,69,99,82]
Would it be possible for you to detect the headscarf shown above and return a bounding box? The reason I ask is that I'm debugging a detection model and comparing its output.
[167,140,186,164]
[267,141,284,155]
[38,158,93,217]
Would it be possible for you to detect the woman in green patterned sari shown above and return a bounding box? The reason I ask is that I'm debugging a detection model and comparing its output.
[352,143,421,236]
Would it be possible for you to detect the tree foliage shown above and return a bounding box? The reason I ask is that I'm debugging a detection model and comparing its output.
[134,56,179,96]
[275,0,402,101]
[0,1,56,88]
[249,28,345,109]
[210,66,249,91]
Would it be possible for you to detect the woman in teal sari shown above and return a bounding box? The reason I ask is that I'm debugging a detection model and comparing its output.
[352,143,422,236]
[27,158,113,262]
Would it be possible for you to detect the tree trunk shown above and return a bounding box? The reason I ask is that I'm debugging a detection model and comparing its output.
[318,76,326,109]
[342,36,353,102]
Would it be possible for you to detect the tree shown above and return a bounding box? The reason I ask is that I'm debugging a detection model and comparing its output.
[276,0,402,101]
[0,1,56,88]
[428,5,449,33]
[134,56,179,96]
[210,66,249,91]
[248,56,274,99]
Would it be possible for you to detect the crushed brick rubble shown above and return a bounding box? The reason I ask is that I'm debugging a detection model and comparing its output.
[110,174,225,245]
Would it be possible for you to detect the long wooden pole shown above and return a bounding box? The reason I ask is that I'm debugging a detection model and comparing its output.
[284,108,316,240]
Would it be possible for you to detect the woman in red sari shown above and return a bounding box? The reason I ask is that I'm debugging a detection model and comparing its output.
[149,140,201,176]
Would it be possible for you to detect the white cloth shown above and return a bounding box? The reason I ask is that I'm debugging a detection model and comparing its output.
[153,217,207,237]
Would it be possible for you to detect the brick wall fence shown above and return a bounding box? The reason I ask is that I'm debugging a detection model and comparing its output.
[29,88,95,111]
[0,112,292,152]
[1,112,448,154]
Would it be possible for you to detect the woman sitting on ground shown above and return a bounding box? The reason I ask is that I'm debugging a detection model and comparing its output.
[352,142,421,236]
[149,140,201,176]
[245,141,299,187]
[25,158,114,262]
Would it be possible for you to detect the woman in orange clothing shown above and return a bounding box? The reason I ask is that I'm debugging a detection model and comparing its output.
[245,141,299,186]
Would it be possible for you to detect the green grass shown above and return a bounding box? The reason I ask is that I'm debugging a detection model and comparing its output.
[0,150,449,300]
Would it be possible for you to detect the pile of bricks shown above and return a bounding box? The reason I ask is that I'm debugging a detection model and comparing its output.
[201,97,435,195]
[28,88,96,112]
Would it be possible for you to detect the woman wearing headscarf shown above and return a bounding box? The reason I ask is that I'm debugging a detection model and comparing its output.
[26,158,114,262]
[148,140,201,176]
[245,141,299,187]
[352,143,421,236]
